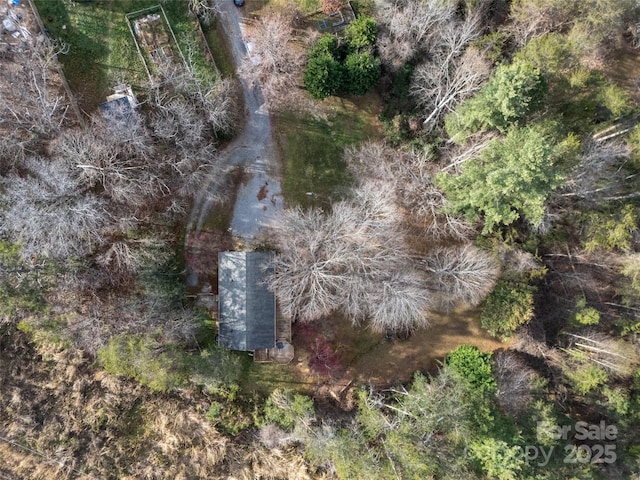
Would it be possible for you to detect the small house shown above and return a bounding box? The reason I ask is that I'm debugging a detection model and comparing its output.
[99,85,138,129]
[217,251,294,363]
[218,251,276,351]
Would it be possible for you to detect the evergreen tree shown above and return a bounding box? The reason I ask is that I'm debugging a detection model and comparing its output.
[436,123,578,232]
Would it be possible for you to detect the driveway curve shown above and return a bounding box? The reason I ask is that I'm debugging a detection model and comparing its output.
[187,0,283,242]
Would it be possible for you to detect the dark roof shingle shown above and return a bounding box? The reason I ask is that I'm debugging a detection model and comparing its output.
[218,252,275,351]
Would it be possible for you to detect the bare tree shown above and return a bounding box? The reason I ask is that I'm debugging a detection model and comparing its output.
[170,148,214,198]
[0,156,108,259]
[151,99,206,149]
[52,125,165,205]
[377,0,456,70]
[498,245,540,276]
[188,0,218,26]
[559,138,632,204]
[270,180,429,330]
[411,48,490,131]
[345,142,472,240]
[241,13,307,111]
[151,42,237,137]
[97,242,137,275]
[366,270,431,333]
[151,55,189,93]
[493,350,536,415]
[508,0,636,51]
[94,237,172,284]
[270,208,346,321]
[507,0,579,46]
[410,10,488,131]
[424,245,499,311]
[0,36,69,138]
[414,184,474,240]
[0,136,25,175]
[203,77,238,136]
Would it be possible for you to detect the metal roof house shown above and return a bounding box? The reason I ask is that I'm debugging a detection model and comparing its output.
[217,251,276,352]
[99,85,138,130]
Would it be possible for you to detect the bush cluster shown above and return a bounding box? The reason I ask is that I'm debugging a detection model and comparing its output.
[304,17,381,99]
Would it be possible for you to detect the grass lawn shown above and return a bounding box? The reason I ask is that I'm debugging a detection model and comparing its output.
[34,0,216,112]
[240,358,315,396]
[251,0,318,15]
[274,93,383,208]
[201,17,235,78]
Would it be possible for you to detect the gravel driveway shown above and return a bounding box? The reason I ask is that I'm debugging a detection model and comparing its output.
[188,0,283,242]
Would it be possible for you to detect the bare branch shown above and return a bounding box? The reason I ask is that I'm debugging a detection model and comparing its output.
[269,179,428,330]
[0,156,108,259]
[424,245,499,311]
[241,13,307,111]
[559,138,632,203]
[377,0,456,69]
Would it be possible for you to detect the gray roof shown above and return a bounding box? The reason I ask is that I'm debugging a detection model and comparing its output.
[218,251,276,351]
[99,96,136,129]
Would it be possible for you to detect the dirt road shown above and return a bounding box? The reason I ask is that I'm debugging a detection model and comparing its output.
[187,1,282,242]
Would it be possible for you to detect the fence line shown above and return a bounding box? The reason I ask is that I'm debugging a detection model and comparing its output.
[125,4,188,82]
[28,0,85,126]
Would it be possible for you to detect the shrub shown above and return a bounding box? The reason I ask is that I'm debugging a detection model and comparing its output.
[350,0,375,17]
[627,125,640,168]
[17,315,70,353]
[513,33,577,76]
[584,204,637,252]
[599,386,630,419]
[308,33,340,58]
[598,84,633,118]
[472,30,511,65]
[344,51,381,95]
[446,345,497,396]
[262,388,315,431]
[304,53,345,99]
[0,241,49,318]
[481,279,535,340]
[573,307,600,326]
[345,16,377,50]
[97,334,188,392]
[618,253,640,309]
[356,389,388,440]
[468,438,525,480]
[187,345,244,397]
[566,363,608,395]
[571,297,600,326]
[630,369,640,422]
[206,400,254,436]
[304,29,381,99]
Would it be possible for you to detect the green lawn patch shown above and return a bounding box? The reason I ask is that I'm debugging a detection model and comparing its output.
[201,17,236,78]
[274,95,382,208]
[240,357,313,397]
[34,0,216,112]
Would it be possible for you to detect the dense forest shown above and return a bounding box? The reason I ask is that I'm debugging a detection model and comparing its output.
[1,0,640,478]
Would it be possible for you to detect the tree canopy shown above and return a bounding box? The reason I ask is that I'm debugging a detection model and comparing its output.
[345,16,378,50]
[445,60,548,141]
[344,51,381,96]
[436,123,578,232]
[303,51,345,99]
[303,19,381,99]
